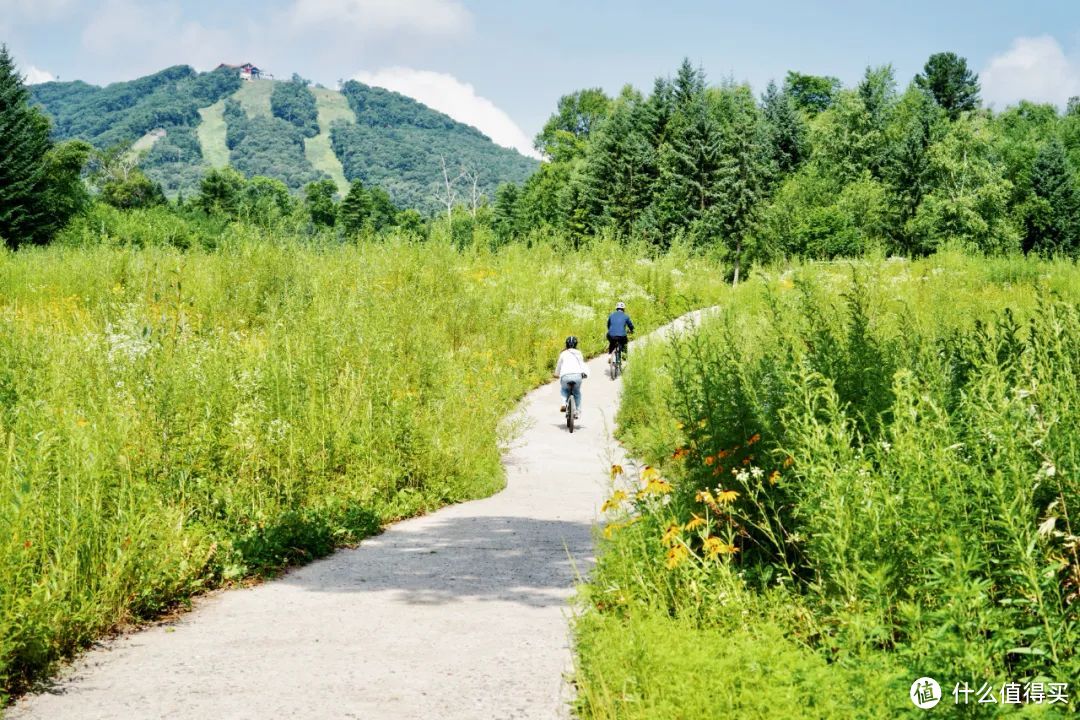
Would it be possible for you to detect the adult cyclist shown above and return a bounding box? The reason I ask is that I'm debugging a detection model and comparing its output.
[555,335,588,417]
[607,301,635,368]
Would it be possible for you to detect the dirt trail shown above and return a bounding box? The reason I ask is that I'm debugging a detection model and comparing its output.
[10,310,710,720]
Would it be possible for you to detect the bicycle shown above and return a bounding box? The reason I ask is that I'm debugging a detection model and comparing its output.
[565,381,577,433]
[610,338,628,380]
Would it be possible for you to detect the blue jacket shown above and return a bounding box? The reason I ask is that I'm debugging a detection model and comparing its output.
[607,310,635,337]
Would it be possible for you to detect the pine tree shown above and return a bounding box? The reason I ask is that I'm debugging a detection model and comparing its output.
[672,58,705,107]
[585,91,656,235]
[1026,138,1080,255]
[761,80,808,176]
[715,89,769,284]
[655,92,723,238]
[0,45,54,247]
[915,52,980,120]
[339,179,373,235]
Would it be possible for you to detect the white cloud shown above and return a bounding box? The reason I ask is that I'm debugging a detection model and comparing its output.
[81,0,235,74]
[981,35,1080,109]
[287,0,470,36]
[354,67,540,158]
[23,65,56,84]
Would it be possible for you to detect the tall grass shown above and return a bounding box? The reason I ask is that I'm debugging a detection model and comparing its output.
[579,252,1080,718]
[0,228,727,697]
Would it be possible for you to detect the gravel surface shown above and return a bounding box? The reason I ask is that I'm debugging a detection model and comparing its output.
[9,310,710,720]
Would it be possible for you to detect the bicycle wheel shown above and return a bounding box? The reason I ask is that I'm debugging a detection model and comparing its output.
[613,347,622,380]
[566,393,576,433]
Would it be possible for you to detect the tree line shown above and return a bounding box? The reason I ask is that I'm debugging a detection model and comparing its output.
[493,53,1080,270]
[4,43,1080,263]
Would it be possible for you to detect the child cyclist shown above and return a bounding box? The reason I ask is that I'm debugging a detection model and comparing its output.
[555,336,588,417]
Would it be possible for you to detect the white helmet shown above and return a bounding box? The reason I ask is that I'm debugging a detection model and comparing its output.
[616,302,625,310]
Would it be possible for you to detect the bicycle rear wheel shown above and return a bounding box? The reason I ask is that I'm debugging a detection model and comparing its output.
[566,393,576,433]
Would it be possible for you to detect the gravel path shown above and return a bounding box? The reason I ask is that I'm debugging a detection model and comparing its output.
[9,311,709,720]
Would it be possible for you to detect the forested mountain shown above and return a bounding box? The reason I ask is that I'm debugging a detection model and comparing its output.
[30,66,538,210]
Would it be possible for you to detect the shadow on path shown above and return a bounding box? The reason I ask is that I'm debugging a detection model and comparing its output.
[285,515,595,609]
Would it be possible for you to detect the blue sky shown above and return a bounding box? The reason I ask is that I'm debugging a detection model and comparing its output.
[3,0,1080,156]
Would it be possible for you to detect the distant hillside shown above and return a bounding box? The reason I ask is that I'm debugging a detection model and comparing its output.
[30,66,538,211]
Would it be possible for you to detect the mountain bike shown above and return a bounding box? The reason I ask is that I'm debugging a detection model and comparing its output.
[610,338,628,380]
[565,381,577,433]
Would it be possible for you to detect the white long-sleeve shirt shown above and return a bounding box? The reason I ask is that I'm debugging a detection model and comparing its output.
[555,348,589,378]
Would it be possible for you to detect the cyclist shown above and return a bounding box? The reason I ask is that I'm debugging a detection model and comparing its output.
[606,301,635,368]
[555,335,588,417]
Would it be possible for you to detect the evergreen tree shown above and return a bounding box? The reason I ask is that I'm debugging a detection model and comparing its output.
[368,187,398,230]
[585,89,657,234]
[672,58,706,107]
[0,46,58,246]
[762,80,808,175]
[197,167,247,217]
[493,182,521,242]
[655,91,723,240]
[915,52,980,119]
[883,87,940,251]
[339,179,373,235]
[305,179,338,229]
[714,88,770,284]
[1025,138,1080,255]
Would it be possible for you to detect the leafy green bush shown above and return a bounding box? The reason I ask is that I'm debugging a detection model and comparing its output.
[583,252,1080,717]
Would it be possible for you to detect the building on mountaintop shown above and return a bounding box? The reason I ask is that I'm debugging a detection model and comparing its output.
[215,63,265,81]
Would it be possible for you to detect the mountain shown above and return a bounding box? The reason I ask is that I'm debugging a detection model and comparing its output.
[30,65,539,212]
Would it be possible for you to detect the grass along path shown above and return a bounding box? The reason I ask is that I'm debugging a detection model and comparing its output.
[8,309,711,719]
[196,100,229,168]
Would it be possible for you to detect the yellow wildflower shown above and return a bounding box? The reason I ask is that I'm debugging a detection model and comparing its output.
[642,477,673,495]
[641,466,660,483]
[697,418,708,428]
[695,489,715,505]
[783,456,794,468]
[704,537,739,559]
[601,490,628,513]
[717,489,740,504]
[768,470,780,486]
[675,421,685,430]
[666,544,691,569]
[684,514,707,531]
[610,464,624,480]
[602,522,624,539]
[661,523,682,546]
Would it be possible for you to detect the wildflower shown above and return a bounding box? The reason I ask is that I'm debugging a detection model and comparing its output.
[742,457,751,466]
[704,455,716,466]
[718,449,730,459]
[750,466,764,479]
[684,514,707,531]
[768,470,780,486]
[642,477,673,496]
[675,421,685,430]
[747,433,761,446]
[661,523,682,546]
[717,489,739,504]
[666,544,691,569]
[672,447,689,460]
[704,536,739,558]
[610,464,624,480]
[711,466,723,476]
[698,418,707,428]
[783,456,794,468]
[695,489,715,505]
[602,522,624,539]
[76,418,89,428]
[601,491,628,513]
[641,466,660,483]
